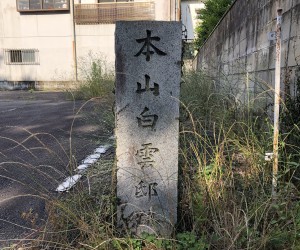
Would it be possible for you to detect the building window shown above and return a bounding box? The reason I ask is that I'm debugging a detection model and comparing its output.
[4,49,39,65]
[17,0,70,12]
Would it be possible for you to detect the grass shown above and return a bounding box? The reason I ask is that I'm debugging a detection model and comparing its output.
[0,75,115,249]
[4,62,300,249]
[39,157,116,249]
[1,106,116,250]
[71,53,115,101]
[178,70,300,249]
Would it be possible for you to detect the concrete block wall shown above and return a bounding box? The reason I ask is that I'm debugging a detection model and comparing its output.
[195,0,300,104]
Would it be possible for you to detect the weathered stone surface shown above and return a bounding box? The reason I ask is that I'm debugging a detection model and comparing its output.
[115,21,182,236]
[195,0,300,100]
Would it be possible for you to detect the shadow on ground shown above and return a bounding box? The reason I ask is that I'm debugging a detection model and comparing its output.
[0,91,113,247]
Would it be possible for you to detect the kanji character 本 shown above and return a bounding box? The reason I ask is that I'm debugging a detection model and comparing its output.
[136,143,159,169]
[136,74,159,96]
[135,30,167,61]
[137,107,158,129]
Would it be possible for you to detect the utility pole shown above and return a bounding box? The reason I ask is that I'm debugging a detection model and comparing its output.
[272,8,283,198]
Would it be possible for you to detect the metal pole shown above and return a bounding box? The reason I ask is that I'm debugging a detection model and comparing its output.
[272,8,282,197]
[72,0,78,81]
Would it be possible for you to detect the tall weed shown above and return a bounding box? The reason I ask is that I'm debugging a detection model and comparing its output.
[179,70,300,249]
[72,53,114,100]
[13,67,300,249]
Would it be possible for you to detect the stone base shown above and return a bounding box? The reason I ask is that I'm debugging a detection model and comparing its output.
[35,81,77,91]
[0,81,77,91]
[0,81,35,90]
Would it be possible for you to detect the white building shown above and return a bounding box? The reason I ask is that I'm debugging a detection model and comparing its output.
[181,0,205,60]
[0,0,180,89]
[181,0,204,42]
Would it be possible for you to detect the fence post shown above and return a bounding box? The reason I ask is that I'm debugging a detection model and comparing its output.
[272,8,283,198]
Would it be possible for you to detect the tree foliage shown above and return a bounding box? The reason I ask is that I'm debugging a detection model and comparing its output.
[195,0,233,49]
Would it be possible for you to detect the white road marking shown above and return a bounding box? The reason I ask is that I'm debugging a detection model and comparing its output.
[87,153,101,159]
[55,174,82,192]
[83,157,98,165]
[94,145,110,154]
[55,144,111,192]
[77,164,89,172]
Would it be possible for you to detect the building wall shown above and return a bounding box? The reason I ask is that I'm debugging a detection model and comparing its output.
[75,24,115,79]
[194,0,300,103]
[181,0,204,41]
[0,0,75,82]
[0,0,177,84]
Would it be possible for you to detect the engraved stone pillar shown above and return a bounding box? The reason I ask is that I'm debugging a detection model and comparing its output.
[115,21,182,236]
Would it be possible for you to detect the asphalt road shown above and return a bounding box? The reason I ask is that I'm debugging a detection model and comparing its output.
[0,91,111,247]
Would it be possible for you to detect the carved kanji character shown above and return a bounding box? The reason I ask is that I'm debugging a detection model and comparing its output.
[135,30,167,61]
[137,107,158,129]
[136,74,159,96]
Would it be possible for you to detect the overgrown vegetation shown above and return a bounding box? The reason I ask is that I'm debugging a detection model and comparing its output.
[16,61,300,249]
[72,54,115,101]
[195,0,234,49]
[68,54,115,141]
[280,71,300,189]
[178,70,300,249]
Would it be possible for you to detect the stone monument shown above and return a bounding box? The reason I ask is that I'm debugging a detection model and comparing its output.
[115,21,182,236]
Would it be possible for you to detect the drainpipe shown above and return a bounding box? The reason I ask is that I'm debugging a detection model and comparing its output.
[170,0,172,21]
[72,0,78,81]
[177,0,181,21]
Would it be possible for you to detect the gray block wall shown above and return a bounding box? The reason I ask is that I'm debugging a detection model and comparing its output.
[195,0,300,105]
